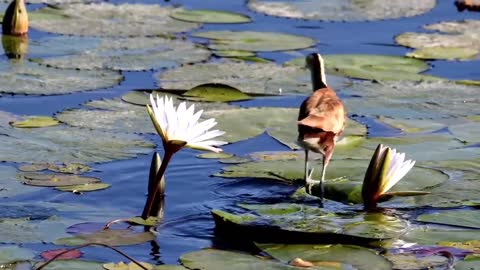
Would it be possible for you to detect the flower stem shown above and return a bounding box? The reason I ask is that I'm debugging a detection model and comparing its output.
[142,149,174,219]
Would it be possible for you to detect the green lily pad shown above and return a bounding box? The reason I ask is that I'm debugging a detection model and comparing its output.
[247,0,435,21]
[0,217,72,243]
[103,262,153,270]
[286,54,434,82]
[454,255,480,270]
[417,210,480,229]
[214,205,408,241]
[203,107,366,149]
[376,117,448,133]
[0,246,35,265]
[9,116,60,128]
[407,46,479,60]
[215,158,446,191]
[18,163,93,174]
[385,253,447,270]
[180,249,298,270]
[30,3,200,37]
[193,31,316,52]
[17,172,101,187]
[170,9,251,23]
[35,37,210,71]
[257,243,392,270]
[34,260,104,270]
[0,61,122,95]
[213,50,256,58]
[182,83,252,102]
[55,183,111,192]
[156,59,350,95]
[437,239,480,252]
[343,80,480,119]
[197,152,234,159]
[55,229,155,246]
[127,216,161,226]
[1,165,42,198]
[449,121,480,144]
[0,111,153,164]
[402,228,480,245]
[395,20,480,60]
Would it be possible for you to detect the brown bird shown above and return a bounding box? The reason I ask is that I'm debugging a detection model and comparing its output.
[297,53,346,202]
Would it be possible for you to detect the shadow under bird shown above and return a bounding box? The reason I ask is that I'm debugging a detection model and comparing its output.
[297,53,346,204]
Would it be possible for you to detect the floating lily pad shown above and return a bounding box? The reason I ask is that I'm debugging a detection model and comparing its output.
[213,205,407,241]
[55,229,155,246]
[203,107,366,149]
[395,20,480,60]
[20,36,99,58]
[193,31,316,52]
[1,165,42,198]
[127,216,160,226]
[0,111,153,164]
[449,121,480,144]
[55,183,111,192]
[417,210,480,229]
[248,0,435,21]
[213,50,256,58]
[343,80,480,118]
[197,152,234,159]
[407,46,479,60]
[180,249,297,270]
[182,83,252,102]
[103,262,154,270]
[170,9,251,23]
[41,248,83,260]
[156,60,350,95]
[30,3,200,37]
[9,116,60,128]
[0,61,122,95]
[385,253,447,270]
[0,246,35,264]
[17,172,101,187]
[215,157,446,192]
[35,37,210,71]
[257,243,392,270]
[403,228,480,245]
[455,255,480,270]
[376,117,447,133]
[34,260,104,270]
[286,54,434,82]
[437,239,480,253]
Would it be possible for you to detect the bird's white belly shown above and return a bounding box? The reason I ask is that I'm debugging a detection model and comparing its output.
[297,138,324,154]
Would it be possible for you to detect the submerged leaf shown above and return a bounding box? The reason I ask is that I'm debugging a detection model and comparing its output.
[55,229,155,246]
[417,210,480,229]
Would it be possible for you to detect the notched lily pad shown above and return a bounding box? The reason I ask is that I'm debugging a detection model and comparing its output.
[247,0,435,21]
[55,229,155,246]
[171,9,251,23]
[9,116,60,128]
[156,59,350,95]
[36,37,210,71]
[395,20,480,60]
[193,31,316,52]
[17,172,101,187]
[30,3,200,37]
[182,83,252,102]
[0,61,122,95]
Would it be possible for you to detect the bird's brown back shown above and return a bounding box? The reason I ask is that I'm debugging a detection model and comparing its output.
[298,87,345,135]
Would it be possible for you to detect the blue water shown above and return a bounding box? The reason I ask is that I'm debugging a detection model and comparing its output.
[1,0,480,265]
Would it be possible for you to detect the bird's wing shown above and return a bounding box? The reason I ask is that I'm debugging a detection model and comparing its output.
[298,88,345,134]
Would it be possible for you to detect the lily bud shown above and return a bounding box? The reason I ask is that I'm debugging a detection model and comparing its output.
[2,0,29,36]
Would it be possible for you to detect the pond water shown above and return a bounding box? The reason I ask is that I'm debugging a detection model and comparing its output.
[1,0,480,268]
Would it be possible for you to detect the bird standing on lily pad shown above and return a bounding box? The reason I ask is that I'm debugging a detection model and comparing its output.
[297,53,346,204]
[142,95,227,218]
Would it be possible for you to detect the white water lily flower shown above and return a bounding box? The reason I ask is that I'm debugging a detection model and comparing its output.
[362,144,416,208]
[147,94,227,153]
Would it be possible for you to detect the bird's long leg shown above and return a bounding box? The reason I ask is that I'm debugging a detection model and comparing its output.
[319,156,328,203]
[304,149,309,185]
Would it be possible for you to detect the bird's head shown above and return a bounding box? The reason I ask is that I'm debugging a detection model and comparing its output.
[305,53,324,71]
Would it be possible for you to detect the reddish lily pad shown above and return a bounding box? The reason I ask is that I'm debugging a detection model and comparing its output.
[41,249,83,260]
